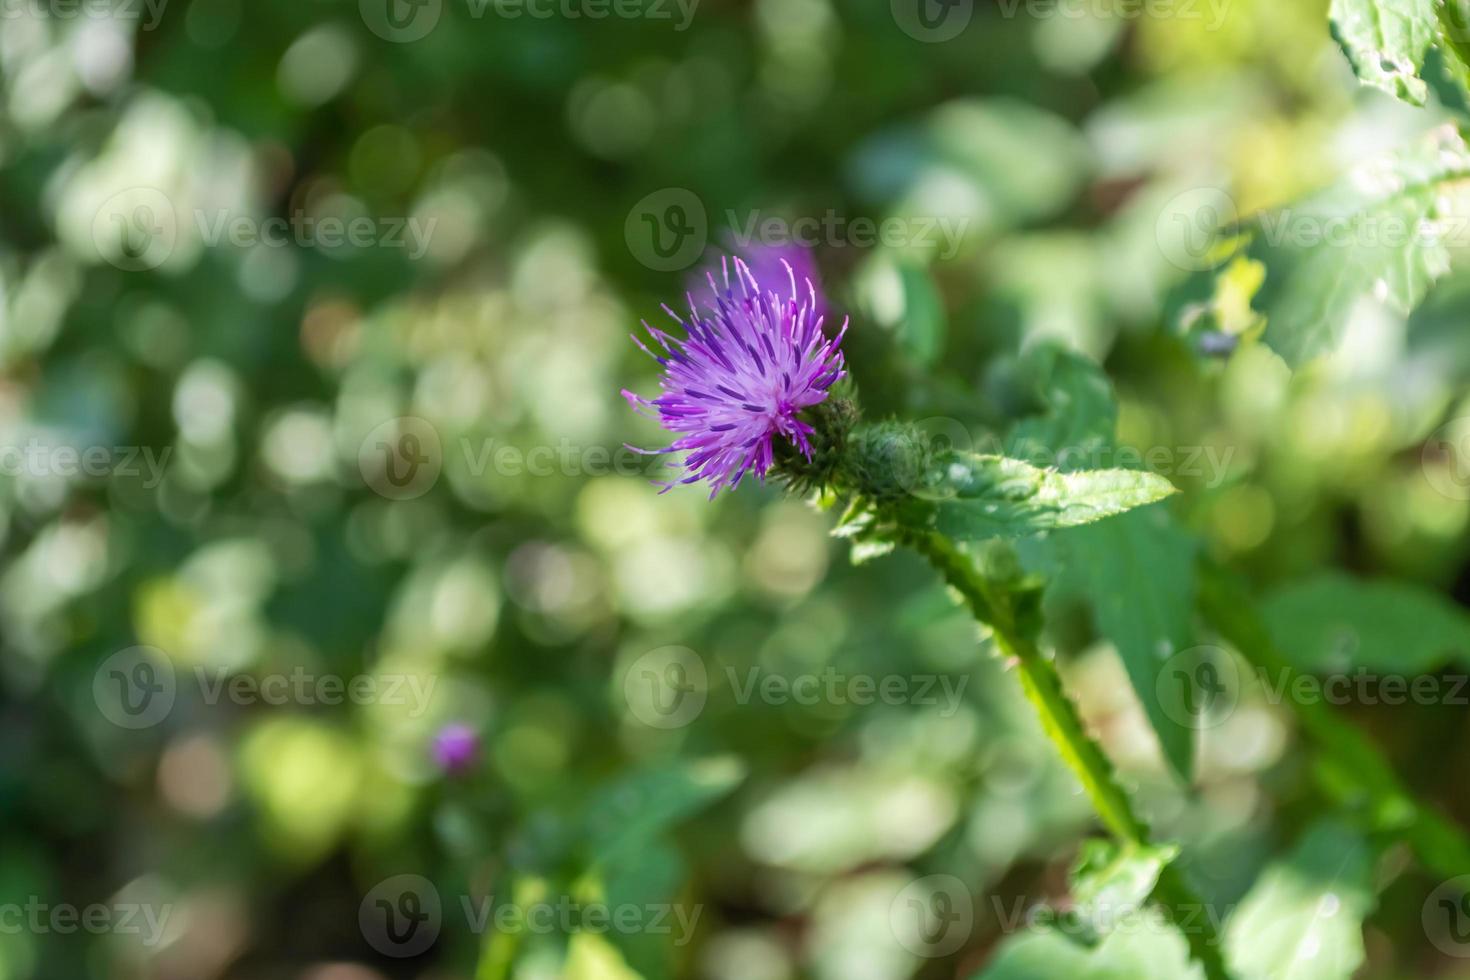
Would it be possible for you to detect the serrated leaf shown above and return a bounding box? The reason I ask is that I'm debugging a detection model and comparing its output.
[1055,839,1179,946]
[1247,126,1470,366]
[1329,0,1438,105]
[1224,823,1375,980]
[911,452,1176,540]
[849,537,898,565]
[1261,572,1470,673]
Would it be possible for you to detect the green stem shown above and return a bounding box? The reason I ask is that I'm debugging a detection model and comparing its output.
[903,529,1231,980]
[1198,559,1470,879]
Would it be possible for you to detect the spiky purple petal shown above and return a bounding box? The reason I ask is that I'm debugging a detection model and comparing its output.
[624,256,848,498]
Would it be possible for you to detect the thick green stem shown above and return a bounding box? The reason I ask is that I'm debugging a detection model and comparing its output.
[1199,559,1470,879]
[904,529,1231,980]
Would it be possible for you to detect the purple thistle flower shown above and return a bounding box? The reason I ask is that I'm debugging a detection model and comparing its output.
[431,723,479,775]
[623,256,848,498]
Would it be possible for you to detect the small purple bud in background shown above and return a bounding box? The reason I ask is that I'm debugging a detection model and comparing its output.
[432,723,479,774]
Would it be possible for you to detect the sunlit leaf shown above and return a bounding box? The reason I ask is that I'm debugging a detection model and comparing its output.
[1329,0,1438,104]
[1224,823,1375,980]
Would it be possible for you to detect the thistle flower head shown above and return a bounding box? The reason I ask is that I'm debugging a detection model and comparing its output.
[623,256,848,498]
[431,722,479,774]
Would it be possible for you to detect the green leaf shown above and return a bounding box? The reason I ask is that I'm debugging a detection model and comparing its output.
[597,841,688,980]
[563,933,645,980]
[1048,509,1199,781]
[1224,823,1375,980]
[585,757,745,864]
[897,262,945,366]
[1247,126,1470,366]
[851,257,946,367]
[975,924,1203,979]
[1058,839,1179,945]
[1329,0,1438,105]
[1006,345,1118,466]
[911,452,1176,540]
[1007,345,1198,780]
[1261,572,1470,673]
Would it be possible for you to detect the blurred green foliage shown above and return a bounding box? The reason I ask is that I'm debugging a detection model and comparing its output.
[6,0,1470,977]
